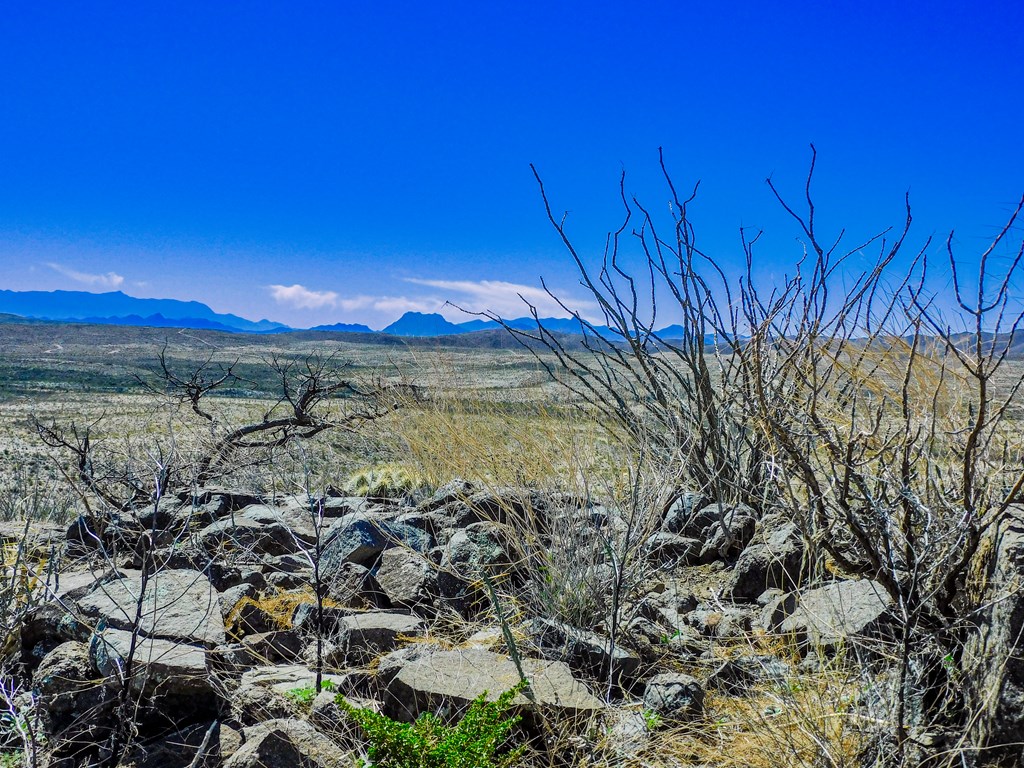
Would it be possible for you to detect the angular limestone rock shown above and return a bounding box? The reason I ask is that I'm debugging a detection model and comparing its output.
[384,647,603,721]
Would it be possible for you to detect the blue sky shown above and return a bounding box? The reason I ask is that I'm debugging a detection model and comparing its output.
[0,1,1022,329]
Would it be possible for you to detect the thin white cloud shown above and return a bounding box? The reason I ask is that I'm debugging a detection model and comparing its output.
[270,288,444,316]
[371,295,444,314]
[46,262,124,289]
[268,284,339,310]
[337,295,375,312]
[267,278,596,325]
[403,277,597,319]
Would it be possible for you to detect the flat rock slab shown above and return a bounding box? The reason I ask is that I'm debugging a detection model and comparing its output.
[92,628,212,698]
[336,612,426,656]
[524,616,641,681]
[0,519,65,550]
[322,612,427,666]
[385,648,603,721]
[781,579,894,652]
[335,610,423,638]
[239,504,317,542]
[76,568,225,647]
[240,664,352,697]
[44,568,123,602]
[198,517,299,557]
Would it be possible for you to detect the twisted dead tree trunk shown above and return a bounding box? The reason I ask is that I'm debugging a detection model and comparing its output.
[35,348,411,512]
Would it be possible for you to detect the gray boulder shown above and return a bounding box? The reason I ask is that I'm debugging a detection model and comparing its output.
[329,612,427,665]
[33,641,105,734]
[524,616,641,682]
[242,504,318,543]
[660,624,710,659]
[44,567,124,603]
[375,547,438,610]
[219,583,260,620]
[143,488,261,535]
[241,629,303,663]
[780,579,894,653]
[728,514,807,599]
[199,516,299,557]
[384,648,603,721]
[265,571,309,590]
[208,642,257,677]
[323,561,389,608]
[374,644,445,687]
[758,590,798,632]
[321,513,431,573]
[661,492,711,534]
[76,568,225,647]
[239,664,351,694]
[174,488,263,518]
[395,509,458,546]
[699,509,757,562]
[442,522,514,576]
[416,478,475,512]
[20,601,92,664]
[443,488,539,528]
[706,654,792,694]
[91,629,214,703]
[643,533,701,566]
[665,500,750,540]
[319,495,374,517]
[602,709,651,758]
[437,522,519,613]
[223,718,352,768]
[264,552,313,574]
[290,603,354,635]
[685,607,752,639]
[643,673,704,721]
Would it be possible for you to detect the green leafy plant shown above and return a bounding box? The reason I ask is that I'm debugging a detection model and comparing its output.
[286,679,335,708]
[336,681,528,768]
[641,709,663,731]
[658,629,684,645]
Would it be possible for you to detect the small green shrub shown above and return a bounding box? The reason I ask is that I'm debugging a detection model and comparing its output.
[285,679,335,708]
[641,709,663,731]
[336,682,528,768]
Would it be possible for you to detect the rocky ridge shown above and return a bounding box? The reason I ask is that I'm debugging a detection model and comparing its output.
[6,485,1023,767]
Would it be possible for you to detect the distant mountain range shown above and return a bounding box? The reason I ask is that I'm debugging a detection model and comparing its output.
[0,289,697,340]
[382,312,464,336]
[309,321,376,334]
[0,290,287,333]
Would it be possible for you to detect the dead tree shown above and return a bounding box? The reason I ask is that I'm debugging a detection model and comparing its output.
[480,154,771,517]
[35,349,407,513]
[513,147,1024,767]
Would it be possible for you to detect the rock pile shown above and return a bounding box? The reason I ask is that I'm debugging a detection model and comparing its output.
[8,483,995,767]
